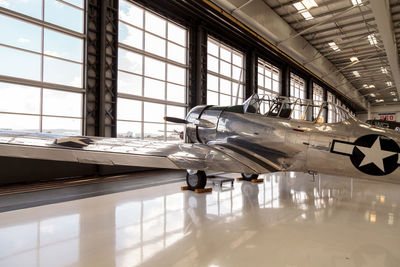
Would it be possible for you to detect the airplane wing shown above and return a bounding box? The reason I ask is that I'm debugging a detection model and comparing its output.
[0,130,271,174]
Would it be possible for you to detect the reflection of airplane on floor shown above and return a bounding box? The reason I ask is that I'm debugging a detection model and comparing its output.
[1,93,400,189]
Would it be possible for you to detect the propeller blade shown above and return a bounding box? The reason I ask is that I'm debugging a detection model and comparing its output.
[164,117,188,124]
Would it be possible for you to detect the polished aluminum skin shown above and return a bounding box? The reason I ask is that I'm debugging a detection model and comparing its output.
[0,94,399,182]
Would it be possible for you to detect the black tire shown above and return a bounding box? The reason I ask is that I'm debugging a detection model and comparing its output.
[186,170,207,190]
[241,173,259,181]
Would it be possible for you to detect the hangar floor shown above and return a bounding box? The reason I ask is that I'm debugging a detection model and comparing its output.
[0,171,399,267]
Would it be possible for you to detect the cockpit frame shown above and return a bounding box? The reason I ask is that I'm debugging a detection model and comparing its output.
[243,93,354,124]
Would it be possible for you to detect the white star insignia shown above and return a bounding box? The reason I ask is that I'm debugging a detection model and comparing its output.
[357,137,397,172]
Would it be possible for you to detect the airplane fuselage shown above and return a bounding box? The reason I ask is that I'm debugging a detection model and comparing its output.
[186,105,400,183]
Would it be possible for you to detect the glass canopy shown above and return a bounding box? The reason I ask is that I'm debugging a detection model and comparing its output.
[243,93,353,123]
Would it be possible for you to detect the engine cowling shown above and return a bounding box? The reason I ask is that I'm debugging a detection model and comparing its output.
[185,105,224,144]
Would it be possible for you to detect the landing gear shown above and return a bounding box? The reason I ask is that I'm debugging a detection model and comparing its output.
[186,170,207,190]
[241,173,259,181]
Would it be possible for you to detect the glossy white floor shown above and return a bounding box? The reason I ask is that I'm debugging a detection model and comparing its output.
[1,171,400,267]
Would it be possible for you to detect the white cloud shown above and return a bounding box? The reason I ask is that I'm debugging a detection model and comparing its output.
[0,0,9,7]
[17,37,30,44]
[44,50,61,58]
[69,76,82,87]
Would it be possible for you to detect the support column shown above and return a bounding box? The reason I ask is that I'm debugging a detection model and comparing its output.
[306,77,313,100]
[86,0,119,137]
[245,49,257,98]
[281,65,290,97]
[188,24,207,108]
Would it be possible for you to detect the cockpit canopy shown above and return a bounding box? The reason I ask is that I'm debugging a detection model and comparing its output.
[243,93,353,123]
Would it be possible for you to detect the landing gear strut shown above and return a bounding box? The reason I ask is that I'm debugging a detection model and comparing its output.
[186,170,207,190]
[241,173,259,181]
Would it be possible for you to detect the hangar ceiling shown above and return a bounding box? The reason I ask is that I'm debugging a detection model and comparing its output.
[212,0,400,108]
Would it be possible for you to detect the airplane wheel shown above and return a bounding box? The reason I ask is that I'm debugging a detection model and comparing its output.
[186,170,207,190]
[241,173,259,181]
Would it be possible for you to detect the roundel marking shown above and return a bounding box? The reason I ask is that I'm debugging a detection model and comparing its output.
[331,134,400,176]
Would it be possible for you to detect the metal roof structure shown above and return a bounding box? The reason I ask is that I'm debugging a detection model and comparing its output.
[264,0,400,106]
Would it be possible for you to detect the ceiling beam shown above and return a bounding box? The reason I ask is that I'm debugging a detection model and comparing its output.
[370,0,400,97]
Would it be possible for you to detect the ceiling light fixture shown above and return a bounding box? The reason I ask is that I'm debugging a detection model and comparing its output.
[375,99,384,103]
[381,67,388,74]
[387,81,392,86]
[368,85,375,88]
[390,91,396,96]
[293,1,316,20]
[370,93,376,97]
[394,98,398,101]
[301,11,314,20]
[363,84,368,88]
[293,2,305,11]
[353,71,360,77]
[352,0,363,6]
[293,0,318,11]
[367,34,377,45]
[328,41,340,51]
[302,0,318,9]
[350,56,359,62]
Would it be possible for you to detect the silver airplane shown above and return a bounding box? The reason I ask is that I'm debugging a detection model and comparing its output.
[0,93,399,189]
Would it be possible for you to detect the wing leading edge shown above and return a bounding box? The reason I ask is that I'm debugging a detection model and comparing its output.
[0,130,270,174]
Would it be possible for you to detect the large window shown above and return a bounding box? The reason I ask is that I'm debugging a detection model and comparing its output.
[327,91,337,123]
[0,1,85,134]
[290,73,306,119]
[257,59,280,114]
[117,0,188,141]
[313,83,324,121]
[207,37,244,106]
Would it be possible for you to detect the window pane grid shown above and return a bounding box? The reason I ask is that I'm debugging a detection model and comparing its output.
[118,0,188,141]
[0,1,85,134]
[207,37,245,106]
[290,73,306,120]
[257,59,281,113]
[327,91,337,123]
[313,83,324,121]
